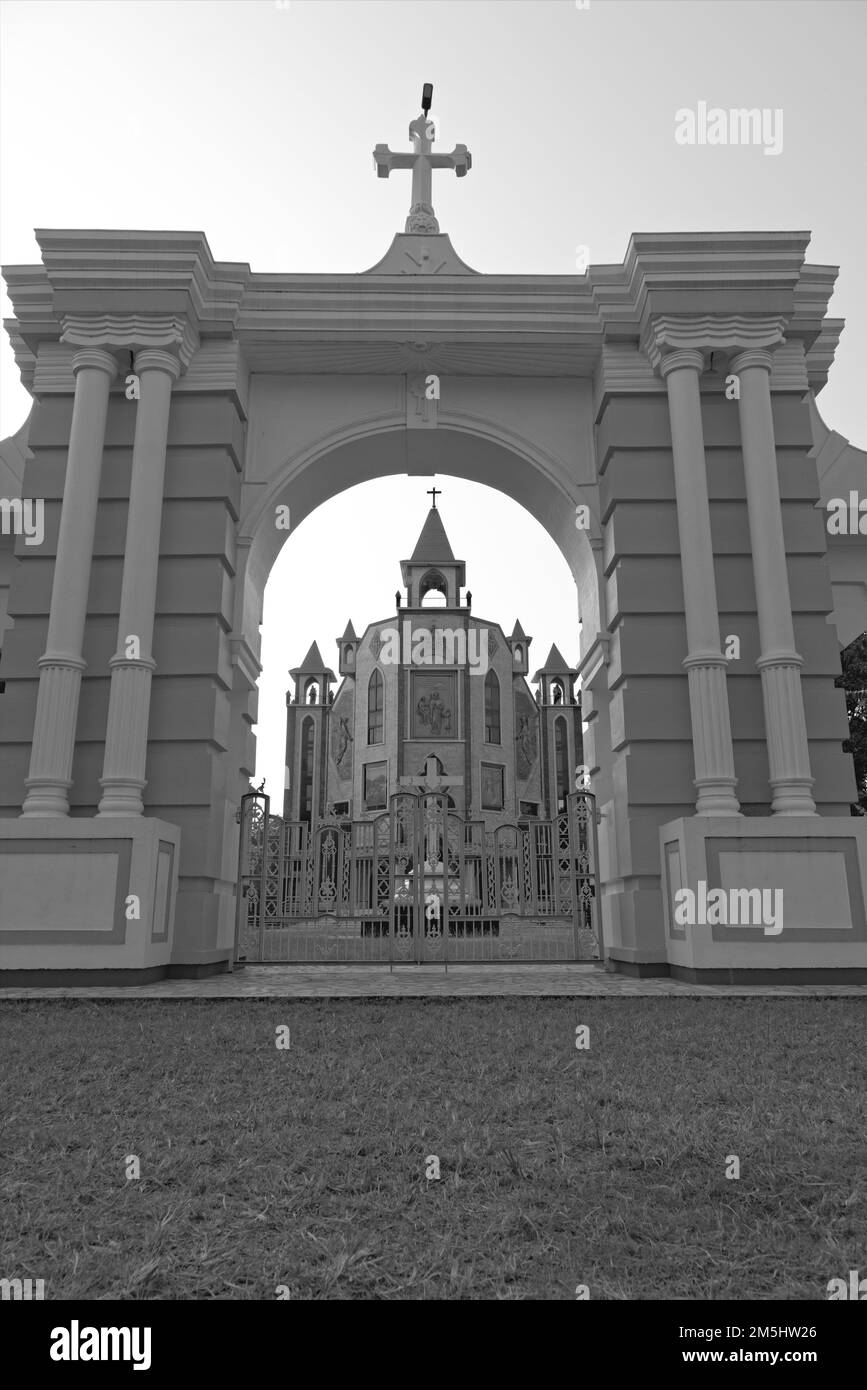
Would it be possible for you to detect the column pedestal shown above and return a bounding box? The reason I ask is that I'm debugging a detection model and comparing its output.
[98,657,156,815]
[757,655,816,815]
[684,655,741,814]
[20,656,86,816]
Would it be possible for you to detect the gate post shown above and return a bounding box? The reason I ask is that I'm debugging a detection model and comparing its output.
[569,789,602,962]
[233,790,270,966]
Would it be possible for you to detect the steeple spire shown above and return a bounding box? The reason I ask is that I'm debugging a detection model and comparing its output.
[401,501,466,607]
[410,505,456,565]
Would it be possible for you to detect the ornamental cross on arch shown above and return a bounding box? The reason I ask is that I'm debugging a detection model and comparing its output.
[373,83,472,234]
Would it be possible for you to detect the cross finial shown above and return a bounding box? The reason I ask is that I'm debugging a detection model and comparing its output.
[427,485,441,509]
[373,91,472,234]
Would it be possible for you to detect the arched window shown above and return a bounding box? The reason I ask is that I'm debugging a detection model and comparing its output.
[551,680,564,705]
[300,716,315,823]
[514,644,523,664]
[344,645,354,666]
[305,679,319,704]
[485,670,500,744]
[367,668,384,744]
[555,715,569,812]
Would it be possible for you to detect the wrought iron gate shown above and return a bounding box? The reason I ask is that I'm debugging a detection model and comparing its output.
[234,790,601,964]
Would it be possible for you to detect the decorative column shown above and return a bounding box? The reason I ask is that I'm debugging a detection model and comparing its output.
[98,348,182,815]
[730,348,816,814]
[22,347,119,816]
[659,347,740,814]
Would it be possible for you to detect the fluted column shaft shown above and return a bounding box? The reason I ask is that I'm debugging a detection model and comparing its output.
[662,349,740,815]
[22,348,118,816]
[98,349,180,816]
[731,349,816,815]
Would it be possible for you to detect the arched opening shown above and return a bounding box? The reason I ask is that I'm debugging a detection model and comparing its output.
[304,679,319,704]
[230,426,608,934]
[484,669,501,744]
[419,570,448,607]
[299,715,315,824]
[367,668,384,745]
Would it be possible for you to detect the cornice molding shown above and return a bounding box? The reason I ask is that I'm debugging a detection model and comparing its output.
[60,313,199,370]
[0,229,844,387]
[640,314,787,373]
[803,320,843,395]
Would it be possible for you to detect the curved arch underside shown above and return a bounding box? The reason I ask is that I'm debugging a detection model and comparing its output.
[239,425,602,666]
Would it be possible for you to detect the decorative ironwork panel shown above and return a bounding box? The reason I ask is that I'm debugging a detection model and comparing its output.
[234,788,602,964]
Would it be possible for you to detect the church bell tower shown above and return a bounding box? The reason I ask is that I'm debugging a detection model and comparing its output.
[284,641,336,823]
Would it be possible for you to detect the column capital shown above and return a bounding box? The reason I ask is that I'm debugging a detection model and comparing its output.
[132,347,183,380]
[658,348,706,378]
[641,313,787,375]
[729,347,774,375]
[71,346,120,379]
[60,313,200,373]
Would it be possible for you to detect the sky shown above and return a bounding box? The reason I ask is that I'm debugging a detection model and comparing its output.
[1,0,865,798]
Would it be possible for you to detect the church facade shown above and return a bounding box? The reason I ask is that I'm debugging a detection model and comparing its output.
[283,504,582,831]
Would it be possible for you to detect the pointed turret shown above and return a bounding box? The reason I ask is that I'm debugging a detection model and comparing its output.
[336,621,359,676]
[289,640,336,705]
[533,644,576,705]
[509,620,531,674]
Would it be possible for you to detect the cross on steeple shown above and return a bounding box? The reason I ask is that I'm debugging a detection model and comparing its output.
[373,85,472,234]
[427,485,441,509]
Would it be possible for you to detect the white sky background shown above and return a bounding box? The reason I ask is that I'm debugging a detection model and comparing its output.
[1,0,865,799]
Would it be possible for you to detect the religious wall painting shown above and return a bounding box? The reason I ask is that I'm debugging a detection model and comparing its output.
[410,672,457,739]
[481,762,505,811]
[363,761,388,811]
[330,691,355,784]
[514,690,539,780]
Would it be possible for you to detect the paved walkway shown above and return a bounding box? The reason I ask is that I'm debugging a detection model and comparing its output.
[2,964,866,999]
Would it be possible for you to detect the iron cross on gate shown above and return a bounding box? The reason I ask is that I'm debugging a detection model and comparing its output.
[373,85,472,234]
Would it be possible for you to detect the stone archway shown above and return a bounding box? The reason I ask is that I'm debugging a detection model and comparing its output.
[1,222,866,984]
